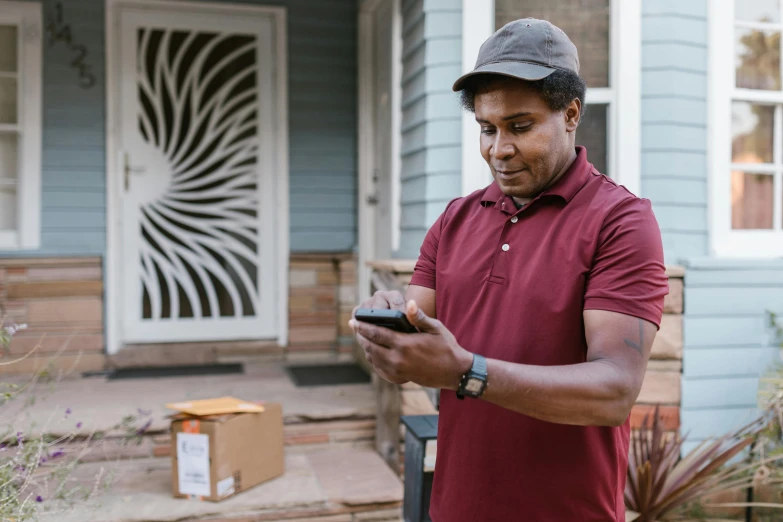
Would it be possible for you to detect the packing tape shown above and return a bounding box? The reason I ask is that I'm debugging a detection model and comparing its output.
[183,419,200,434]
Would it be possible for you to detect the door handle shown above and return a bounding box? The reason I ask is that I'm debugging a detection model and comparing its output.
[124,152,146,191]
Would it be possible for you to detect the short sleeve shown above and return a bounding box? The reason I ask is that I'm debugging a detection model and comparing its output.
[583,198,668,328]
[408,212,446,290]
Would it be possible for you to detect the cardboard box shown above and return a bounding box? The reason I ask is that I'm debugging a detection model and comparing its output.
[167,397,284,502]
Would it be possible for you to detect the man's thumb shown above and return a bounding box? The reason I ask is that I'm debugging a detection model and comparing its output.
[406,300,438,332]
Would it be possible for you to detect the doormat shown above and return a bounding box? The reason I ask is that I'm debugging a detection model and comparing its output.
[101,363,244,381]
[285,363,371,387]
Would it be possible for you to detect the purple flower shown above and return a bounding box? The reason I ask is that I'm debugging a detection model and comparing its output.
[35,495,43,503]
[50,450,65,459]
[136,419,153,435]
[0,443,7,451]
[76,422,82,429]
[65,408,71,416]
[39,457,47,464]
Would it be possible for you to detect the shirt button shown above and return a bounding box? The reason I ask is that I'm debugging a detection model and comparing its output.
[510,216,519,223]
[502,244,510,252]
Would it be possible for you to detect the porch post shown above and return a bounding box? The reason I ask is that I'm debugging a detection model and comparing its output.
[460,0,495,197]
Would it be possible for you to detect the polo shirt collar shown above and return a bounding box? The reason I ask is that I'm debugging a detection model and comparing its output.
[480,146,593,209]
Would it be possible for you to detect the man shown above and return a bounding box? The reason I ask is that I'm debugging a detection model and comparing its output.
[350,18,668,521]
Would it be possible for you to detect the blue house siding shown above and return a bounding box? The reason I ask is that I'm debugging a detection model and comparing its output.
[641,0,709,264]
[680,259,783,453]
[4,0,358,257]
[397,0,462,259]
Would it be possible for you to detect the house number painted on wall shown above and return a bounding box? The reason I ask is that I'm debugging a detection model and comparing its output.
[45,2,96,89]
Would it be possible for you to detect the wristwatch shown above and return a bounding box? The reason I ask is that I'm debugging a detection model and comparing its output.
[456,354,488,400]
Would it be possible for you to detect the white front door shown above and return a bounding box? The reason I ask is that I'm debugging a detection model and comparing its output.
[117,3,279,343]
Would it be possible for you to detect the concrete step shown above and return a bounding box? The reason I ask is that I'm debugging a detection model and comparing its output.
[41,447,403,522]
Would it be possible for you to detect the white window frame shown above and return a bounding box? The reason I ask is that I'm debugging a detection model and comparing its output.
[0,1,42,250]
[461,0,641,196]
[709,0,783,258]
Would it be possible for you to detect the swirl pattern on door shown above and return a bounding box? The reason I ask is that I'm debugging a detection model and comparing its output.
[135,29,260,320]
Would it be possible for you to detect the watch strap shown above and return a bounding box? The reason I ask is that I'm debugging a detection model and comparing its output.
[456,354,488,400]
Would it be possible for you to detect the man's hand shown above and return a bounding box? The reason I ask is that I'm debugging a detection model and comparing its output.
[350,299,473,389]
[351,290,407,318]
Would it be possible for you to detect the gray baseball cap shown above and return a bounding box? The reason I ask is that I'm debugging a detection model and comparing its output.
[452,18,580,92]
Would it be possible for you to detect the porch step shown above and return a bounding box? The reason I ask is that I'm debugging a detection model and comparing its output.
[146,417,377,459]
[42,447,403,522]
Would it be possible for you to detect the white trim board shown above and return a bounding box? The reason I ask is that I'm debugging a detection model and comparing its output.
[461,0,495,197]
[104,0,289,354]
[708,0,783,258]
[357,0,402,302]
[459,0,641,197]
[0,1,42,251]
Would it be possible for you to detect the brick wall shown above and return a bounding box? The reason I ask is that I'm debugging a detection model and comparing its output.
[0,255,360,374]
[0,257,106,375]
[288,254,357,355]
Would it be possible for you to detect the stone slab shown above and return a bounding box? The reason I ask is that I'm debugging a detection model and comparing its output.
[7,359,376,438]
[40,448,402,522]
[307,449,403,506]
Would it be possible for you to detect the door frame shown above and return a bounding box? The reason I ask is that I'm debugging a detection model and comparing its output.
[357,0,402,302]
[104,0,289,354]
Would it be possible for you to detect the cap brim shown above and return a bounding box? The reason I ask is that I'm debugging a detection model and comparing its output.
[452,62,557,92]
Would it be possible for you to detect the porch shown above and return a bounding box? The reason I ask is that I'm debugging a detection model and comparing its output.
[8,354,438,521]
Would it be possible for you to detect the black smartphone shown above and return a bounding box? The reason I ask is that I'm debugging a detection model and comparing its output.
[354,308,418,333]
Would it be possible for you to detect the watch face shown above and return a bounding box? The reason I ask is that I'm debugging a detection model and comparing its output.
[465,378,484,393]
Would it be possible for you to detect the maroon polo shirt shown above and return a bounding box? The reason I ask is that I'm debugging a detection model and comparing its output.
[409,147,667,521]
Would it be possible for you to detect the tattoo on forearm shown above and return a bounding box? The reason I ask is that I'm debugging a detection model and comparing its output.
[623,319,644,355]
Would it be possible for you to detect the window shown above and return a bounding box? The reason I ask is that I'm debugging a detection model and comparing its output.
[493,0,640,191]
[710,0,783,257]
[0,2,41,250]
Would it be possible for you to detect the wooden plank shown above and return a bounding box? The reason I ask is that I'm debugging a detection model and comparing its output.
[0,257,101,268]
[686,269,783,287]
[26,297,103,325]
[652,203,707,233]
[680,406,760,441]
[685,316,765,347]
[651,314,683,360]
[637,370,681,405]
[0,353,105,375]
[686,286,783,315]
[8,333,104,355]
[681,376,760,409]
[663,277,683,314]
[647,359,682,372]
[375,375,402,472]
[683,347,775,378]
[26,266,102,281]
[6,280,103,299]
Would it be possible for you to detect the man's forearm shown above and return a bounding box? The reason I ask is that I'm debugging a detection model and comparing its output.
[473,358,638,427]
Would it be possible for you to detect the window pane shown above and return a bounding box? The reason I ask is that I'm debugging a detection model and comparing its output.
[732,102,774,163]
[735,28,781,90]
[576,103,608,175]
[732,171,774,229]
[735,0,780,23]
[0,133,17,181]
[0,26,17,72]
[0,187,16,231]
[495,0,610,88]
[0,78,17,124]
